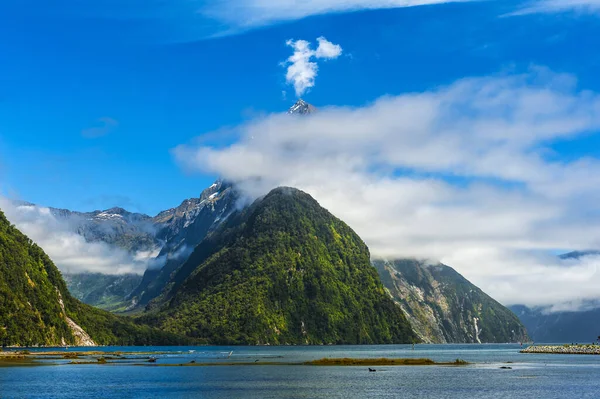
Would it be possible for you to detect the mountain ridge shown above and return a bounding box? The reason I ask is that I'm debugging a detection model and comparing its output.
[142,187,418,345]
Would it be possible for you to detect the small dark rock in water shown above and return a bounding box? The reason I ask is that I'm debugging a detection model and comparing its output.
[500,366,512,370]
[190,360,196,364]
[368,368,376,372]
[148,357,157,363]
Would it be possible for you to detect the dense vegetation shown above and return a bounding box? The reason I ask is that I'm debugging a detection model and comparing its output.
[0,210,189,347]
[143,187,417,345]
[374,259,528,343]
[64,273,141,312]
[64,296,188,346]
[0,211,74,346]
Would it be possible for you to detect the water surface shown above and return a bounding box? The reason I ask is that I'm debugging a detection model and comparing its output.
[2,344,599,398]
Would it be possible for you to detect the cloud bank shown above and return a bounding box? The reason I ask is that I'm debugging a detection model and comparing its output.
[0,198,153,275]
[284,37,343,97]
[174,68,600,310]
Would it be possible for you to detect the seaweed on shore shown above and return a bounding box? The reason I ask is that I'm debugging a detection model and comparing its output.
[304,358,468,366]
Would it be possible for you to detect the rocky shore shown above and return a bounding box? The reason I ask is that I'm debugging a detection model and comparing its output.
[521,345,600,355]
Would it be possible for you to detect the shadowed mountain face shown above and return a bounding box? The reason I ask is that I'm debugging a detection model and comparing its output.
[374,259,529,344]
[142,187,417,345]
[510,250,600,343]
[64,273,142,313]
[510,305,600,343]
[130,180,238,308]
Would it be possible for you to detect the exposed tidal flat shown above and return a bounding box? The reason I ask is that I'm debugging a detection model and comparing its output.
[2,344,600,398]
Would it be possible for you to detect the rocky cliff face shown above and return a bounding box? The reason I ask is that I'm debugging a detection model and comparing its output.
[130,180,238,307]
[374,259,529,343]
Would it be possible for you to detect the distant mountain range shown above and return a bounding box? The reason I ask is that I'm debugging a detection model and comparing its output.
[46,179,237,311]
[49,205,159,253]
[509,251,600,343]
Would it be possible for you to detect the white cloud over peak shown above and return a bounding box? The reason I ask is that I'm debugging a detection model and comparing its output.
[284,37,343,97]
[173,68,600,311]
[201,0,469,29]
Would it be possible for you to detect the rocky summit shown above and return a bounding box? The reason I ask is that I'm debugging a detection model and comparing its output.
[288,99,317,115]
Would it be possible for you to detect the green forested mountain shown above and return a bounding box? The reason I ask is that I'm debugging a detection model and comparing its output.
[0,210,187,347]
[374,259,529,343]
[143,187,417,345]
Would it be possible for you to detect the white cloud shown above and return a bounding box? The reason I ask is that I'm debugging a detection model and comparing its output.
[173,68,600,310]
[0,198,150,275]
[315,36,343,59]
[284,37,343,97]
[201,0,469,29]
[513,0,600,15]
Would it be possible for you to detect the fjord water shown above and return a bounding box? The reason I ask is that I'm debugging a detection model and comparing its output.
[2,344,600,398]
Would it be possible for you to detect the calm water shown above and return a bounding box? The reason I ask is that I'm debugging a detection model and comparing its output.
[2,344,600,398]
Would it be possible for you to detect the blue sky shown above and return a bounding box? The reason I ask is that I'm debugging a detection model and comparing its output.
[1,0,600,215]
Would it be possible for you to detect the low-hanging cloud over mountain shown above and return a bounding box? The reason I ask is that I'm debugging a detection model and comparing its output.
[0,198,155,275]
[173,67,600,311]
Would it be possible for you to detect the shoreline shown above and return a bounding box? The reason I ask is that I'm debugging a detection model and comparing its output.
[0,351,470,368]
[521,345,600,355]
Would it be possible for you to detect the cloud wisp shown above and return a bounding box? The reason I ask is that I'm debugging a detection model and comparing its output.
[201,0,470,30]
[0,198,153,275]
[81,117,119,139]
[174,68,600,311]
[284,37,342,97]
[512,0,600,15]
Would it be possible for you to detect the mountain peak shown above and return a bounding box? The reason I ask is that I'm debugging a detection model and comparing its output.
[288,99,316,115]
[104,207,128,215]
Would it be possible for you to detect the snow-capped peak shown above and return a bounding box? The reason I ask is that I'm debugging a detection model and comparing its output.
[288,99,316,115]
